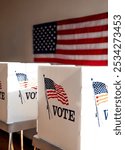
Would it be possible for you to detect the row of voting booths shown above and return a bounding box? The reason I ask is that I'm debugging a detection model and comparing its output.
[0,62,109,150]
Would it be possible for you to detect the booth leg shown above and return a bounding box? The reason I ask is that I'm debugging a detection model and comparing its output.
[20,130,24,150]
[8,132,14,150]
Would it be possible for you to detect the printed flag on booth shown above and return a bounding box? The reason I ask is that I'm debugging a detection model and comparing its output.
[16,73,29,89]
[44,77,69,105]
[92,81,108,105]
[16,73,37,90]
[33,12,108,66]
[92,81,108,126]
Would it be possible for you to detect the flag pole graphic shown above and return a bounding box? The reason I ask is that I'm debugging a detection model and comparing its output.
[91,78,100,127]
[43,74,52,120]
[15,71,25,104]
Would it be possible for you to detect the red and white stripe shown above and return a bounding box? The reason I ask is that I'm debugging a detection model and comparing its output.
[46,83,69,105]
[34,12,108,66]
[96,93,108,105]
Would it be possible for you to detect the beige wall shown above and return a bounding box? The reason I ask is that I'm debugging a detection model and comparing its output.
[0,0,108,62]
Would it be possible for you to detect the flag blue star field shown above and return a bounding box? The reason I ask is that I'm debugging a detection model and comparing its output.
[44,77,69,105]
[92,81,108,105]
[33,12,108,66]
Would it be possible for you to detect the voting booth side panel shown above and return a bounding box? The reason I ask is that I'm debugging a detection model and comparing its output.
[38,66,82,150]
[0,63,8,122]
[7,63,38,123]
[80,67,109,150]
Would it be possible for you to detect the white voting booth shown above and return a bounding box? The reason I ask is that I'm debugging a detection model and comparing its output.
[37,66,109,150]
[0,62,40,150]
[0,62,38,123]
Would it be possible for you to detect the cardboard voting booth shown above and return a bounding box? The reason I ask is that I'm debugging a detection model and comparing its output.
[37,66,109,150]
[0,62,38,123]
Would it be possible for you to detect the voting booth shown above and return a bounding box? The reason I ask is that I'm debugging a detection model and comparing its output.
[37,66,109,150]
[0,62,38,123]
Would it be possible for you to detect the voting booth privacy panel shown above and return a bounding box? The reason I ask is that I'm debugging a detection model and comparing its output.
[0,62,38,123]
[38,66,109,150]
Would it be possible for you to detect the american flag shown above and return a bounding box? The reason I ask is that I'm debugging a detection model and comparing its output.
[33,12,108,66]
[92,81,108,105]
[16,73,29,89]
[16,73,37,90]
[44,77,69,105]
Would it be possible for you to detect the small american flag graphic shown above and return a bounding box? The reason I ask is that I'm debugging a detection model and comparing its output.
[33,12,108,66]
[16,73,37,90]
[92,81,108,105]
[44,77,69,105]
[16,73,29,89]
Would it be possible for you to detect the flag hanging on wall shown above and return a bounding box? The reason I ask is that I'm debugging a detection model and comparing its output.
[33,12,108,66]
